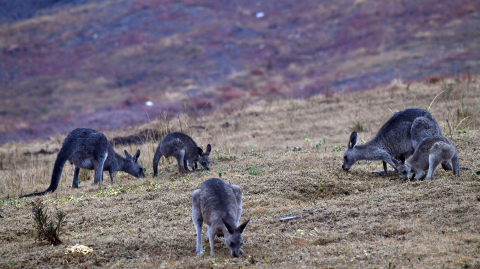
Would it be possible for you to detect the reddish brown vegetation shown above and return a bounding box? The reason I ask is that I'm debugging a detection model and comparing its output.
[426,76,444,84]
[1,0,480,144]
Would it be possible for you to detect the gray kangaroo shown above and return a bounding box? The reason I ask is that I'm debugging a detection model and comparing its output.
[341,107,452,175]
[21,128,145,197]
[153,132,211,176]
[192,178,249,257]
[391,136,460,180]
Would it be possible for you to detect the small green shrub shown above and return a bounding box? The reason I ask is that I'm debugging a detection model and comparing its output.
[31,199,67,245]
[350,121,367,132]
[243,164,263,176]
[442,80,455,95]
[331,145,345,152]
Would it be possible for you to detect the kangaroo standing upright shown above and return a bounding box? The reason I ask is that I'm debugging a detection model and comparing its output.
[341,107,451,175]
[21,128,145,197]
[192,178,249,257]
[392,135,460,181]
[153,132,211,176]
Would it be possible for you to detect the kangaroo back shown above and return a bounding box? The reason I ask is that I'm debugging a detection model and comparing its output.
[199,178,238,218]
[411,116,441,149]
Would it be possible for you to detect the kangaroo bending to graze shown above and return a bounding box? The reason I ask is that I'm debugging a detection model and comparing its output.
[341,107,452,175]
[192,178,249,257]
[21,128,145,197]
[392,136,460,181]
[153,132,211,176]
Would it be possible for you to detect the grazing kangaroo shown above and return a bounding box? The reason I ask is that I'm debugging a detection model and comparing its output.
[391,136,460,180]
[21,128,145,197]
[192,178,249,257]
[153,132,211,176]
[341,107,452,175]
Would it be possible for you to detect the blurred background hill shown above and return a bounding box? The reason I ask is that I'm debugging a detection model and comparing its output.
[1,0,479,143]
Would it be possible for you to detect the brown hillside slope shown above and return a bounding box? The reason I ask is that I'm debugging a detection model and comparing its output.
[0,77,479,268]
[1,0,480,143]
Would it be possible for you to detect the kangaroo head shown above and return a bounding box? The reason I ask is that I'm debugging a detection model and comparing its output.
[197,144,211,170]
[342,132,358,171]
[392,157,410,179]
[222,218,249,257]
[124,150,145,178]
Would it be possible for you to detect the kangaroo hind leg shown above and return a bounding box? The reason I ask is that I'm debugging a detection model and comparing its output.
[176,149,187,173]
[72,165,81,188]
[192,189,204,254]
[426,154,442,180]
[93,151,108,184]
[451,153,460,176]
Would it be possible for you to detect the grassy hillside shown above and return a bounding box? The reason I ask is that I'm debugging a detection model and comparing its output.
[0,76,479,268]
[1,0,480,143]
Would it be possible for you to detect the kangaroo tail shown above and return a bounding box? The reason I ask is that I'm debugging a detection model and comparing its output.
[20,148,69,198]
[153,145,163,177]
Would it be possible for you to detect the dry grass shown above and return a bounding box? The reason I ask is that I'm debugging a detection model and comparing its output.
[1,77,480,268]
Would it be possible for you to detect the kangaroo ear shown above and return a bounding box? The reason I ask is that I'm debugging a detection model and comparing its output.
[237,219,250,234]
[222,218,236,234]
[399,155,405,164]
[197,147,204,156]
[206,144,211,153]
[124,150,132,159]
[134,150,141,162]
[348,132,358,149]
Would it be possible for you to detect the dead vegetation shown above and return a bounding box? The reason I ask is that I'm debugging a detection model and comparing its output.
[0,76,479,268]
